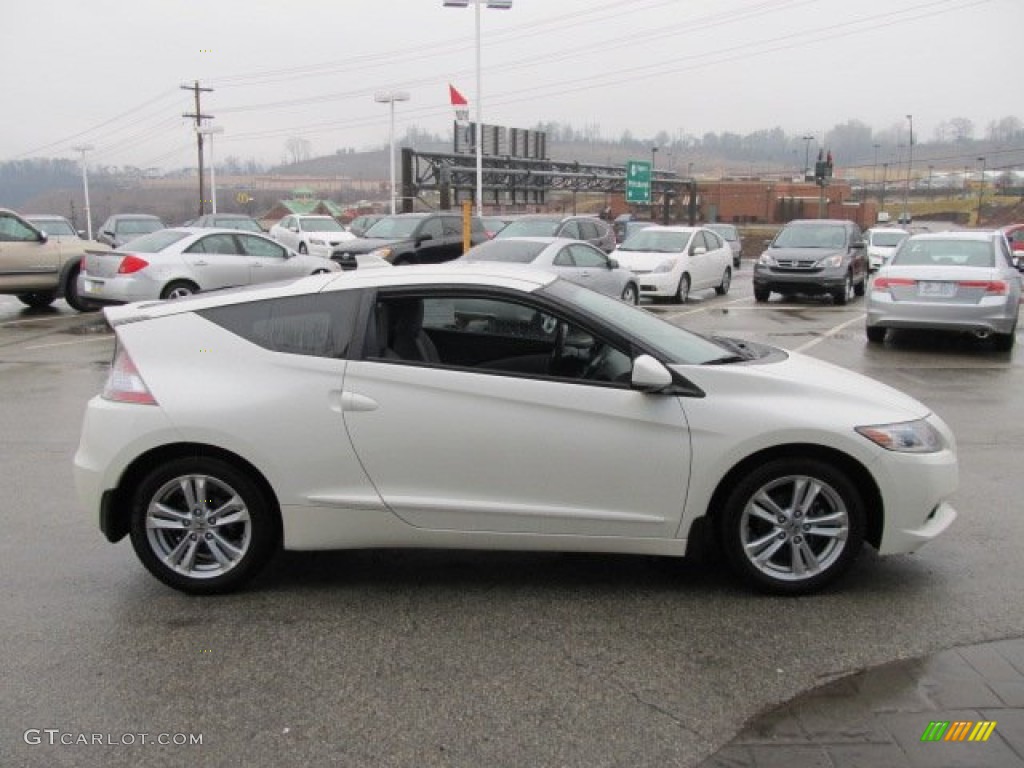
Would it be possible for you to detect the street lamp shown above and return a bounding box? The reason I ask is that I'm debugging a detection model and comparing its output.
[902,114,913,222]
[375,91,411,215]
[71,144,94,240]
[802,135,815,180]
[977,157,987,225]
[880,163,889,210]
[196,124,224,214]
[443,0,512,215]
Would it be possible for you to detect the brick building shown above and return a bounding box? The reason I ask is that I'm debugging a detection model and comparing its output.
[700,178,877,228]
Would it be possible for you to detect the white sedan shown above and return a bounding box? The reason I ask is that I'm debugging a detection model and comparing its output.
[614,226,733,302]
[79,227,339,303]
[269,214,355,258]
[75,264,957,596]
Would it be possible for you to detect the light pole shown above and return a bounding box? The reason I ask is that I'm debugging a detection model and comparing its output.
[872,143,880,197]
[375,91,410,215]
[71,144,94,239]
[880,163,889,210]
[802,135,815,180]
[443,0,512,215]
[903,114,913,222]
[976,157,986,225]
[196,124,224,214]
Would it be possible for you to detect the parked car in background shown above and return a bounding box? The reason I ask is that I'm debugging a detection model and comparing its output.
[459,237,639,303]
[480,215,516,239]
[347,214,384,238]
[75,263,958,596]
[79,227,339,304]
[332,212,486,266]
[866,230,1021,351]
[0,208,107,311]
[705,222,743,268]
[864,227,910,270]
[269,214,355,258]
[613,225,733,303]
[189,214,265,233]
[96,214,165,248]
[754,219,868,304]
[495,214,616,253]
[1000,223,1024,263]
[24,214,82,241]
[612,214,656,244]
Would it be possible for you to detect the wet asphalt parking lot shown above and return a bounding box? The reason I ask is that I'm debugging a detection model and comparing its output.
[0,270,1021,768]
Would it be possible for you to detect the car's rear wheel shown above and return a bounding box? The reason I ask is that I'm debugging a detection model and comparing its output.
[675,274,691,304]
[129,457,278,594]
[753,287,770,303]
[715,268,731,296]
[718,457,865,595]
[621,282,639,305]
[866,326,886,343]
[833,273,853,305]
[64,268,99,312]
[853,275,866,297]
[17,292,56,309]
[161,281,199,300]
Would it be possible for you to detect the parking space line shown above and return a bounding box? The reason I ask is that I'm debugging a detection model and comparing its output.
[654,295,752,320]
[23,336,113,350]
[0,313,87,327]
[793,313,865,353]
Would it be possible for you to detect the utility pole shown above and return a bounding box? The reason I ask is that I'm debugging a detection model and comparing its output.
[182,81,213,217]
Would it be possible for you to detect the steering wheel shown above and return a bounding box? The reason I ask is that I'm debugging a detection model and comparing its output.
[581,343,611,380]
[548,320,568,371]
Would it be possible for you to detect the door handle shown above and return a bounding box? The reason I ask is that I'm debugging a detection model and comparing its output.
[192,260,208,266]
[340,391,379,412]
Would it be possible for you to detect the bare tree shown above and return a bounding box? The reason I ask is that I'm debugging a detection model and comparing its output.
[284,137,312,165]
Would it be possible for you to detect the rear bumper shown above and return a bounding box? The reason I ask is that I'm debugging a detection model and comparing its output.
[867,292,1019,335]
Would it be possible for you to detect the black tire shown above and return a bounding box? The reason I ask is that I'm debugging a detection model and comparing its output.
[17,292,56,309]
[129,457,279,594]
[621,282,639,305]
[160,280,199,300]
[832,273,853,305]
[675,274,691,304]
[853,275,866,297]
[866,326,886,343]
[993,330,1016,352]
[64,269,100,312]
[298,243,308,255]
[715,268,732,296]
[718,457,865,595]
[311,268,330,275]
[753,287,770,303]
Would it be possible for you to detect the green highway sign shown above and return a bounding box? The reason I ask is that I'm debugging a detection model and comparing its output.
[626,160,651,204]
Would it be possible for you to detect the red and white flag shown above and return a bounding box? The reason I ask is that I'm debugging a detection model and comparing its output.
[449,84,468,106]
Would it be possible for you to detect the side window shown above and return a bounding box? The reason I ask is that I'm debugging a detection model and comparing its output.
[185,234,240,255]
[441,217,462,237]
[560,221,582,239]
[370,292,633,385]
[237,235,286,259]
[0,213,40,242]
[198,291,361,358]
[552,247,575,267]
[996,236,1013,267]
[419,217,444,239]
[577,220,599,240]
[569,243,607,268]
[704,231,722,251]
[280,216,293,230]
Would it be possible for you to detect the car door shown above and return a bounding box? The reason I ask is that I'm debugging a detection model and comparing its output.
[702,230,729,286]
[848,225,868,283]
[341,290,691,539]
[0,211,60,293]
[568,242,620,297]
[413,216,449,263]
[687,231,716,290]
[179,233,252,290]
[236,233,302,284]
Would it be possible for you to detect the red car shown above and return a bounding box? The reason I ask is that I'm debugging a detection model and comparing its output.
[1000,223,1024,263]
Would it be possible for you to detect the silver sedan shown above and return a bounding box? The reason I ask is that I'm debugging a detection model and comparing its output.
[866,230,1022,351]
[459,237,640,303]
[79,227,340,303]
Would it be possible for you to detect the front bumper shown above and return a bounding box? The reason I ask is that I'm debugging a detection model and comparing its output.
[634,271,680,298]
[753,264,848,294]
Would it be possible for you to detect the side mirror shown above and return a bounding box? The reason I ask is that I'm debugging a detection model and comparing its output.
[764,238,773,247]
[608,258,619,269]
[691,246,707,256]
[416,234,434,244]
[631,354,673,392]
[77,230,86,239]
[37,231,49,244]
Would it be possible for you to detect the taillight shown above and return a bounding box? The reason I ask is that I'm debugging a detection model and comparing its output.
[873,277,915,289]
[117,254,149,274]
[102,345,157,405]
[958,280,1007,295]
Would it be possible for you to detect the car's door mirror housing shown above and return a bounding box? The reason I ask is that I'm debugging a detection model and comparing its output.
[631,354,673,392]
[608,258,618,269]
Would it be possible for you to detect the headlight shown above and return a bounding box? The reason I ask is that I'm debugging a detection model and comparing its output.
[815,254,843,268]
[855,419,944,453]
[652,258,677,273]
[370,247,393,260]
[758,253,777,266]
[310,238,326,246]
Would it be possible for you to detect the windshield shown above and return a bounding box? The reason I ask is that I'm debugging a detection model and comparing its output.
[706,224,737,242]
[116,230,189,253]
[117,218,163,235]
[28,218,75,236]
[618,229,690,253]
[772,224,846,249]
[301,218,344,232]
[871,231,909,247]
[542,279,730,365]
[495,219,560,238]
[363,217,421,239]
[463,239,546,263]
[217,218,263,232]
[891,239,994,268]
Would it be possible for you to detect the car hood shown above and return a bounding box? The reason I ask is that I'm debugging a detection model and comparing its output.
[331,237,410,255]
[614,249,682,270]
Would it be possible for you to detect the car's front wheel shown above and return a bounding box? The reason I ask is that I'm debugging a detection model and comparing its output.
[718,457,865,594]
[833,272,853,305]
[621,282,639,305]
[675,274,691,304]
[753,286,770,303]
[129,457,278,594]
[17,292,56,309]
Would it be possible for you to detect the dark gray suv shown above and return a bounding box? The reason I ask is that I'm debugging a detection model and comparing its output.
[495,214,616,253]
[331,212,486,267]
[753,219,867,305]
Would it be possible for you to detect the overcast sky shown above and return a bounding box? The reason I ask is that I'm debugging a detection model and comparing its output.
[4,0,1019,171]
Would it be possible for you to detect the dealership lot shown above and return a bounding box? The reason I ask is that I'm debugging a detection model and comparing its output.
[0,280,1021,768]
